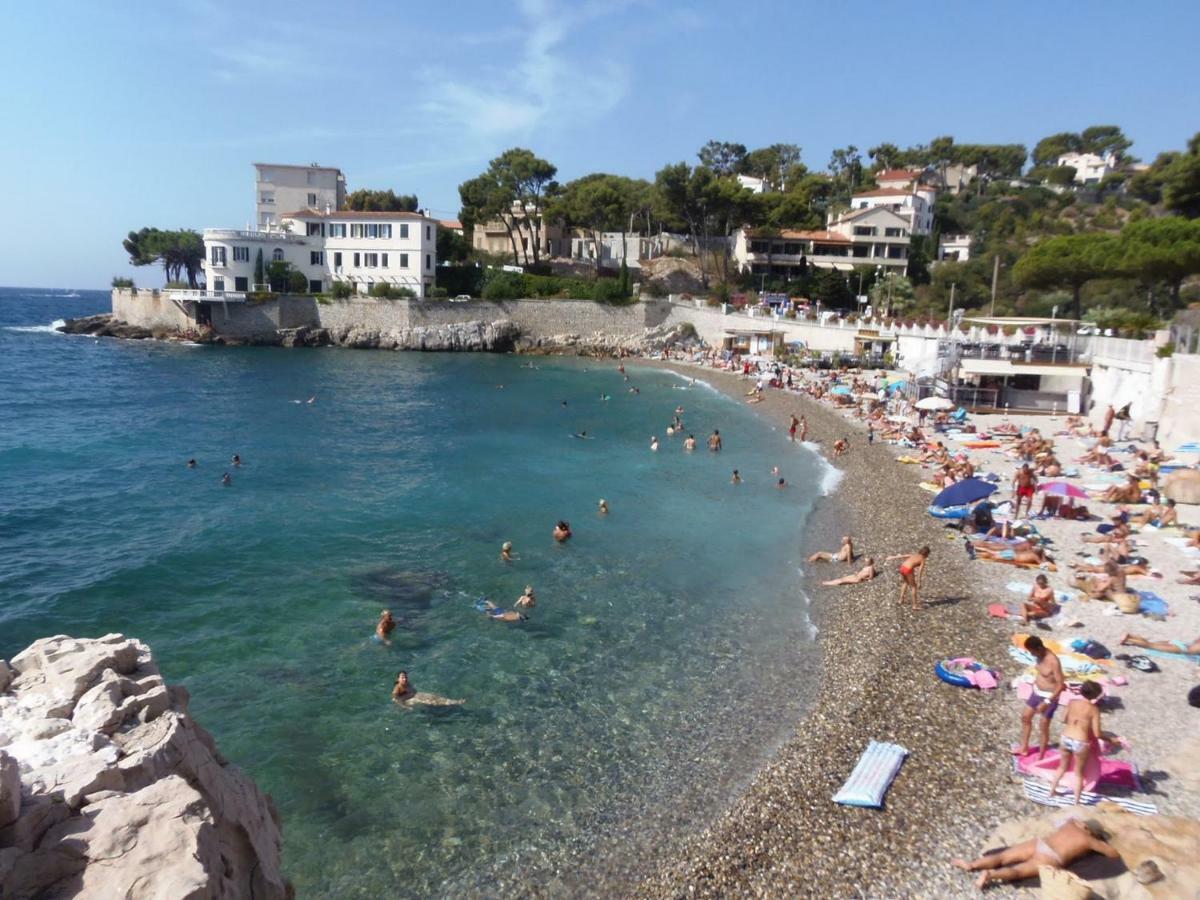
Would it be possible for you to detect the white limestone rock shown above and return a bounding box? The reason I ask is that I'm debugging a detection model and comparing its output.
[0,634,289,899]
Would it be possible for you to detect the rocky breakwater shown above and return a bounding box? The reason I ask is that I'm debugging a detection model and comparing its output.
[272,319,520,351]
[0,635,289,899]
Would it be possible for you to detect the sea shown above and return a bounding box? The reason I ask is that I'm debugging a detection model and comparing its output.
[0,286,832,897]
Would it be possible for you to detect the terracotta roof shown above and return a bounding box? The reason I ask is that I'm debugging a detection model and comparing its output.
[744,226,850,243]
[281,209,429,220]
[876,168,921,181]
[437,219,463,230]
[851,188,914,198]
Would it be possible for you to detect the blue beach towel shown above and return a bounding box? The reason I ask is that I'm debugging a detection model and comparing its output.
[833,740,908,808]
[1022,777,1157,815]
[1137,591,1168,617]
[1005,581,1074,604]
[1135,646,1200,665]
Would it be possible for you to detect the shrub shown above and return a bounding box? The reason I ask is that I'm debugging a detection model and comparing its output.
[331,281,353,299]
[165,280,189,289]
[369,282,416,299]
[482,271,525,300]
[287,270,309,294]
[1156,341,1175,358]
[641,278,669,298]
[111,276,134,289]
[591,278,630,304]
[429,286,449,299]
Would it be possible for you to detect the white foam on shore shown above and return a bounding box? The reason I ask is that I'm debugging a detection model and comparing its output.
[799,440,844,496]
[4,319,66,334]
[661,369,722,396]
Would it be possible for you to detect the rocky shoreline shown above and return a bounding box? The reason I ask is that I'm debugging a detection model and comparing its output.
[57,313,697,357]
[0,635,290,899]
[637,362,1022,897]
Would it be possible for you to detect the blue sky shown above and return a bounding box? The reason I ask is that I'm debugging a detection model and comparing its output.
[2,0,1197,288]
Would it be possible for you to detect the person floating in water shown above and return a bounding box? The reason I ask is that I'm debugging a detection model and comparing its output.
[187,459,197,468]
[307,396,316,404]
[478,599,529,622]
[391,671,466,706]
[776,477,788,489]
[708,430,722,452]
[501,541,516,562]
[376,610,396,644]
[515,585,536,609]
[573,430,592,440]
[554,520,572,542]
[221,472,232,486]
[650,436,659,452]
[731,469,742,484]
[598,499,609,515]
[231,454,241,467]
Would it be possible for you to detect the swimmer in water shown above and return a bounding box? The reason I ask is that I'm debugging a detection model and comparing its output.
[684,434,697,451]
[391,671,466,706]
[598,499,609,514]
[221,472,232,486]
[776,477,787,489]
[708,430,722,452]
[561,400,568,408]
[554,520,572,542]
[573,430,591,439]
[232,454,241,467]
[376,610,396,644]
[732,470,742,484]
[675,406,684,416]
[515,585,536,609]
[650,436,659,451]
[666,425,675,437]
[501,541,515,562]
[306,396,316,404]
[480,600,529,622]
[187,459,197,468]
[771,465,780,476]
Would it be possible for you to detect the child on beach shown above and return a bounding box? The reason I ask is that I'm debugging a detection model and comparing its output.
[1046,680,1104,806]
[886,547,929,610]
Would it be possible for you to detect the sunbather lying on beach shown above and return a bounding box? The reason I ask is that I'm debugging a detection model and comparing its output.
[1129,498,1177,529]
[821,558,876,586]
[1120,633,1200,656]
[1100,476,1142,504]
[809,535,855,563]
[1180,570,1200,586]
[953,810,1121,888]
[975,546,1055,570]
[1071,561,1126,600]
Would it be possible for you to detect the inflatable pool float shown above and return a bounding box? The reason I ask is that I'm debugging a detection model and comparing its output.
[963,440,1000,449]
[936,657,999,689]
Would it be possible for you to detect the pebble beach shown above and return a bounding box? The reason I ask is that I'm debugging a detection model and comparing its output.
[639,359,1200,898]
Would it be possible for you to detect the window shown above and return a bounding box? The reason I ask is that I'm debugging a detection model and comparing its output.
[233,246,249,262]
[307,171,316,185]
[381,253,388,268]
[259,192,274,204]
[210,246,226,266]
[334,252,342,269]
[366,224,379,239]
[329,224,346,238]
[400,253,409,268]
[309,280,323,293]
[884,227,903,237]
[425,254,431,270]
[400,223,409,239]
[351,224,363,238]
[234,276,248,291]
[272,248,284,261]
[426,225,431,240]
[364,253,379,267]
[310,251,324,265]
[307,193,318,206]
[353,252,360,267]
[853,226,875,236]
[306,222,324,237]
[381,224,391,239]
[213,277,225,292]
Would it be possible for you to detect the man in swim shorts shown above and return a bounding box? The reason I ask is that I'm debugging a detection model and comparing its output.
[708,430,722,452]
[1014,635,1064,759]
[952,817,1119,890]
[480,600,528,622]
[376,610,396,644]
[1013,464,1038,518]
[886,547,930,611]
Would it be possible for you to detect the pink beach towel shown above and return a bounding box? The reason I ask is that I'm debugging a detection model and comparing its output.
[1012,744,1140,794]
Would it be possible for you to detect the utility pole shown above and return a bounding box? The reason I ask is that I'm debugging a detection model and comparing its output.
[990,254,1000,316]
[948,281,956,323]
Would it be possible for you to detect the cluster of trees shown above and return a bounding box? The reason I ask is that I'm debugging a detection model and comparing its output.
[122,228,204,287]
[344,189,418,212]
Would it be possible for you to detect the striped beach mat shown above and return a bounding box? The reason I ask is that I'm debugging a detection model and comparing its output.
[1022,777,1158,815]
[833,740,908,808]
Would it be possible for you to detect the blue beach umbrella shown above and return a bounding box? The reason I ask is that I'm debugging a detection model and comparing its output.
[932,478,997,509]
[831,385,852,395]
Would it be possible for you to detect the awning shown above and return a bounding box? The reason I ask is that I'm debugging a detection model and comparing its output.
[959,359,1087,378]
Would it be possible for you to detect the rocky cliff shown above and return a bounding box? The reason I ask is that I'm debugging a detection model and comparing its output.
[0,635,290,899]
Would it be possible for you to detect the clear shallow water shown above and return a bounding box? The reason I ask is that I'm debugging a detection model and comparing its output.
[0,287,826,897]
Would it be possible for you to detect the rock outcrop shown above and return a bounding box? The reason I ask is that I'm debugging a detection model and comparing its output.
[57,314,157,340]
[983,805,1200,898]
[517,322,703,357]
[0,634,289,899]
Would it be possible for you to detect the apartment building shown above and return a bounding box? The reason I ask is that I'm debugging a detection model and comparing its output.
[202,209,437,297]
[1054,152,1120,185]
[470,203,566,263]
[254,163,346,229]
[845,171,936,235]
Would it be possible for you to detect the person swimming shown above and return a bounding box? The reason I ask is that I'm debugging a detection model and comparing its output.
[776,477,787,489]
[391,671,466,706]
[598,499,609,514]
[554,520,572,542]
[221,472,232,486]
[650,436,659,451]
[478,599,529,622]
[501,541,515,562]
[515,585,536,609]
[231,454,241,467]
[376,610,396,644]
[187,459,197,468]
[684,434,697,451]
[572,430,593,439]
[731,470,742,484]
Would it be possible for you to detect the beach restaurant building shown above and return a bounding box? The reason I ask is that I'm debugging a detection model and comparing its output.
[201,209,438,298]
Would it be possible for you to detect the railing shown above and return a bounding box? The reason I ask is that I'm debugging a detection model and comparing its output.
[202,228,305,242]
[163,289,247,302]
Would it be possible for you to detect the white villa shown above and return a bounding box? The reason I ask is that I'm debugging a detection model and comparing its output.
[202,209,437,297]
[843,170,936,236]
[1055,152,1120,185]
[254,163,345,230]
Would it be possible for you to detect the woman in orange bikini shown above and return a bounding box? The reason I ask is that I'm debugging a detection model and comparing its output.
[886,547,930,611]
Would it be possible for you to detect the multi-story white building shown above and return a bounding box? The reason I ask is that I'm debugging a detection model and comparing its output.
[1054,152,1120,185]
[202,209,437,297]
[254,163,346,230]
[844,177,936,235]
[732,205,912,280]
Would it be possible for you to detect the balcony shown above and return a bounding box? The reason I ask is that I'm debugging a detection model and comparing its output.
[164,289,247,303]
[203,228,306,242]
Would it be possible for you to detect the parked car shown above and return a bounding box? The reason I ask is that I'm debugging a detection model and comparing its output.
[451,295,472,302]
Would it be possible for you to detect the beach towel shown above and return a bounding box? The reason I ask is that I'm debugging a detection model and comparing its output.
[1130,646,1200,665]
[1012,746,1140,793]
[833,740,908,809]
[1022,777,1157,815]
[1008,645,1105,675]
[1137,591,1168,616]
[1005,581,1075,604]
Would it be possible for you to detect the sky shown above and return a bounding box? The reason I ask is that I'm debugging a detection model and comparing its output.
[1,0,1198,289]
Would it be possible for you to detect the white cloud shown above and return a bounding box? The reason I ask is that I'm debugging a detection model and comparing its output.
[420,0,630,142]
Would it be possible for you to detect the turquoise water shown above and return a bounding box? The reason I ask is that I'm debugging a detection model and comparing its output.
[1,288,827,897]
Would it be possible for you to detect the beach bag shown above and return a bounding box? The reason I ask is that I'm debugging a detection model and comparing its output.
[1071,639,1111,660]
